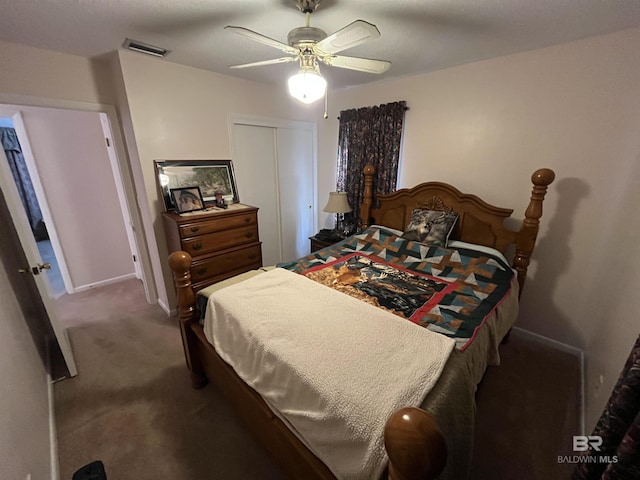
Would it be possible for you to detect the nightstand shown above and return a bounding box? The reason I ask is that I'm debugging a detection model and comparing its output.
[309,235,339,253]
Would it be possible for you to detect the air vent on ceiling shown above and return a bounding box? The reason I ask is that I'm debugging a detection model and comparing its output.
[123,38,170,58]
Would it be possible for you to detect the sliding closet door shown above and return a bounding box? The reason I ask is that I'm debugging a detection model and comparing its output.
[277,127,314,262]
[231,124,281,266]
[231,120,316,266]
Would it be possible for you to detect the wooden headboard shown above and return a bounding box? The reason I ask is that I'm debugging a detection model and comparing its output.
[359,165,555,296]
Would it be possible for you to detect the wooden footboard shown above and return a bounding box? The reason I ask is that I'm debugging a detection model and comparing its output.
[168,252,446,480]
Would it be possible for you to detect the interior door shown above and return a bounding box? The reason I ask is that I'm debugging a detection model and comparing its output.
[231,124,282,266]
[0,148,77,377]
[100,112,143,280]
[276,127,315,261]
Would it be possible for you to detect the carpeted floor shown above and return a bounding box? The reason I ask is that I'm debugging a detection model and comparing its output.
[53,279,580,480]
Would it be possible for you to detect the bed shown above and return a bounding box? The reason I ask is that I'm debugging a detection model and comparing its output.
[168,164,555,480]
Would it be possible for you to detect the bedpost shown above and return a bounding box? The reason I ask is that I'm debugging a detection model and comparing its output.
[384,407,447,480]
[513,168,555,297]
[361,164,376,228]
[168,251,208,389]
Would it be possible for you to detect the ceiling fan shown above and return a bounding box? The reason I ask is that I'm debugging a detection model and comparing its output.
[225,0,391,104]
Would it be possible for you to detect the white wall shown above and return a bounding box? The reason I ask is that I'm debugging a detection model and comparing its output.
[0,40,105,104]
[116,50,322,308]
[319,26,640,431]
[0,260,51,480]
[6,105,135,289]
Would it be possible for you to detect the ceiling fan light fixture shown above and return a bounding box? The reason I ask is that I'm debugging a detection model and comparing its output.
[287,67,327,104]
[227,2,389,109]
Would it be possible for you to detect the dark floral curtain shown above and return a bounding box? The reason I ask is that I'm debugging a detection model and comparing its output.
[336,100,407,229]
[1,127,48,241]
[572,334,640,480]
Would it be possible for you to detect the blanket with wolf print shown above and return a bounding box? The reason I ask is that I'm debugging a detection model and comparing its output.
[278,226,515,350]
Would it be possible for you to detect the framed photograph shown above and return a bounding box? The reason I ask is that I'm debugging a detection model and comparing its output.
[170,186,205,213]
[154,159,239,211]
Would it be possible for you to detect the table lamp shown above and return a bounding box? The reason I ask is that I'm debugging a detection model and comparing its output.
[323,191,352,236]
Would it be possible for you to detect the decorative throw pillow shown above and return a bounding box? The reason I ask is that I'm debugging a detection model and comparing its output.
[401,209,458,246]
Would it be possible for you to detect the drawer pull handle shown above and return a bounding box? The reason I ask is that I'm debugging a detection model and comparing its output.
[244,217,251,223]
[196,267,207,276]
[190,226,200,233]
[245,232,253,238]
[249,254,257,260]
[192,243,202,251]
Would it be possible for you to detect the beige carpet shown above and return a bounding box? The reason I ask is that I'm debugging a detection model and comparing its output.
[53,279,580,480]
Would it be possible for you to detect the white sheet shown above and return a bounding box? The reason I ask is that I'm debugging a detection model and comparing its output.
[204,267,455,480]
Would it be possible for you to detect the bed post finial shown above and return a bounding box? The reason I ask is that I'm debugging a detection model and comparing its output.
[361,164,376,228]
[168,251,207,389]
[514,168,555,296]
[384,407,447,480]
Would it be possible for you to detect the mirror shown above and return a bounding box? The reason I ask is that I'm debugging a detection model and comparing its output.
[153,159,239,211]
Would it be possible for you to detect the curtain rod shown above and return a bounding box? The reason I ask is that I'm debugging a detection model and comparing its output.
[337,103,409,120]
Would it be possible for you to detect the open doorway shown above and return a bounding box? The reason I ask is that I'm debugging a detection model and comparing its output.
[0,104,145,316]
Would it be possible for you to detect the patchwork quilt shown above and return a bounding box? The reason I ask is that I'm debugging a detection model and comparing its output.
[278,226,515,350]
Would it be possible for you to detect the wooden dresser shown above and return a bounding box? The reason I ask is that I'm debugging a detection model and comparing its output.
[162,204,262,292]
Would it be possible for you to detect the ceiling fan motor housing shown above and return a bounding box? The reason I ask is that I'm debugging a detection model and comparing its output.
[295,0,321,14]
[288,27,327,47]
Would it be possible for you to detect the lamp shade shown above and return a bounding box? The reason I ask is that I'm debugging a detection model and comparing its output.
[323,192,352,214]
[288,68,327,104]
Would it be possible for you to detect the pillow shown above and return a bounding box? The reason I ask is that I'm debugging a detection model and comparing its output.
[370,224,404,236]
[401,209,458,246]
[447,240,510,265]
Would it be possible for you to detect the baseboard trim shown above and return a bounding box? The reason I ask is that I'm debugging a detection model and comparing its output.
[48,374,60,480]
[511,326,586,435]
[73,273,137,293]
[511,327,580,355]
[157,297,173,316]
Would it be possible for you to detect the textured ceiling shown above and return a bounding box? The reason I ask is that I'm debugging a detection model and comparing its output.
[1,0,640,90]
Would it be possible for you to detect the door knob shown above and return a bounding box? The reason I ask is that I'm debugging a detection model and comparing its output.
[18,263,50,275]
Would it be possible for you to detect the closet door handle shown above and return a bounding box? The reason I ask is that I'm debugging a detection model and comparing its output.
[192,243,202,251]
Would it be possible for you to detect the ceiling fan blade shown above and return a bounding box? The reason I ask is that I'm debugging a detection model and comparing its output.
[315,20,381,55]
[229,57,298,69]
[322,55,391,74]
[225,26,298,55]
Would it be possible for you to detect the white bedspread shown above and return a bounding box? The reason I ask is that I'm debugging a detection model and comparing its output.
[204,267,455,480]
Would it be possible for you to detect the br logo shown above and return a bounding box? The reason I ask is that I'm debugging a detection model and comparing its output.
[573,435,603,452]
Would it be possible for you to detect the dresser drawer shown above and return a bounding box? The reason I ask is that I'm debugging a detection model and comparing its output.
[182,225,258,256]
[190,244,262,283]
[179,212,256,238]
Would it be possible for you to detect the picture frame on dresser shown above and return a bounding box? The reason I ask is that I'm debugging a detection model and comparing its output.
[154,159,239,211]
[170,186,205,213]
